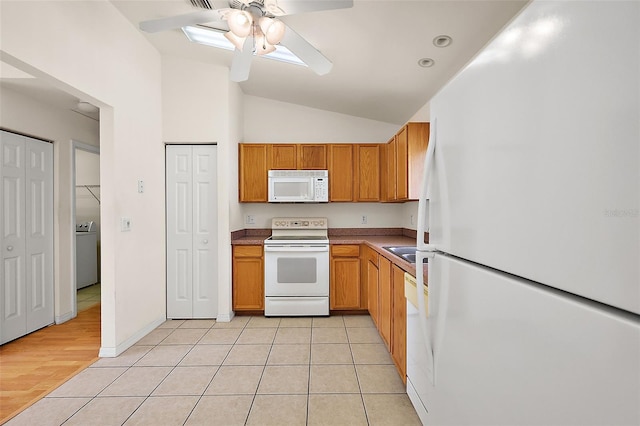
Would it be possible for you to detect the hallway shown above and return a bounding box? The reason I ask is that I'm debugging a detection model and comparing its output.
[0,299,101,423]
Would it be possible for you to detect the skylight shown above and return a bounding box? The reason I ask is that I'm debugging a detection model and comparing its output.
[182,25,307,67]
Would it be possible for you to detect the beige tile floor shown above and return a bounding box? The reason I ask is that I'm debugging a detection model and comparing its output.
[77,283,101,312]
[7,315,422,426]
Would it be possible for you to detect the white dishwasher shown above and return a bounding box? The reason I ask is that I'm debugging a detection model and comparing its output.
[405,272,430,425]
[76,221,98,289]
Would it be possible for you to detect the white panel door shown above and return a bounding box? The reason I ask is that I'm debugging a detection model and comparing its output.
[24,138,54,333]
[166,145,217,319]
[192,146,217,318]
[1,131,27,344]
[1,131,54,344]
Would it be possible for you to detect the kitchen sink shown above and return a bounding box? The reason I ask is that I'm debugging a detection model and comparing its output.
[383,246,428,264]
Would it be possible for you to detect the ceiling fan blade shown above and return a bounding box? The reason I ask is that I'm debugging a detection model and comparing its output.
[230,38,254,82]
[267,0,353,16]
[139,10,222,33]
[280,25,332,75]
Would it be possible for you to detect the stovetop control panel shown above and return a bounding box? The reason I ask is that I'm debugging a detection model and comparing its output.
[271,217,328,230]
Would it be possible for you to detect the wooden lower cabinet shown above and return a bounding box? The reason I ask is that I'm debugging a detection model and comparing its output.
[364,246,379,327]
[330,245,361,310]
[391,265,407,382]
[232,245,264,311]
[378,256,392,349]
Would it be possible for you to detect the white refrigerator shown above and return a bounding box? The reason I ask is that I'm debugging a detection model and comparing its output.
[409,1,640,425]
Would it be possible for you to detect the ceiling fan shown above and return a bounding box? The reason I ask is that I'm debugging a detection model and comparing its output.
[139,0,353,82]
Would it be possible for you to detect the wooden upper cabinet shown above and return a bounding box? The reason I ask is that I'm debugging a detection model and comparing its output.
[383,122,429,202]
[299,144,327,169]
[395,125,409,200]
[268,144,297,169]
[381,137,397,202]
[239,144,268,202]
[328,144,353,202]
[355,144,380,202]
[406,122,430,200]
[268,144,327,170]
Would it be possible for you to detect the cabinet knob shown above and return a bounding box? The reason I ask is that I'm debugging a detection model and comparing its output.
[7,246,13,251]
[203,239,208,244]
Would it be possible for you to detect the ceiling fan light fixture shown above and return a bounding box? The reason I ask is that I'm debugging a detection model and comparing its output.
[259,17,286,45]
[224,31,247,51]
[228,10,253,37]
[254,33,277,55]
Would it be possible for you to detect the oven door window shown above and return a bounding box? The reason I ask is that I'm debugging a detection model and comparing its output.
[277,257,317,283]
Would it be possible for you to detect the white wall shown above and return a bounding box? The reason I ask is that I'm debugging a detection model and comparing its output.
[241,203,405,229]
[0,85,99,323]
[1,0,165,356]
[244,95,399,143]
[161,55,241,321]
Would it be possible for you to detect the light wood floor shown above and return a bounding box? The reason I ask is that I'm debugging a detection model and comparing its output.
[0,304,101,424]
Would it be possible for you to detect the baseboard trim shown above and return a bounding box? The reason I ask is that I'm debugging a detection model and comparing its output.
[55,311,75,324]
[216,311,235,323]
[98,315,165,358]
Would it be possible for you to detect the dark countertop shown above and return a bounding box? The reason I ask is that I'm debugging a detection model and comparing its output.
[231,228,427,281]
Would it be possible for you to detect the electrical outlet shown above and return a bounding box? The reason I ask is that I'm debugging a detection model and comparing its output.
[246,215,256,225]
[361,215,367,224]
[410,215,414,225]
[121,217,131,232]
[137,180,144,193]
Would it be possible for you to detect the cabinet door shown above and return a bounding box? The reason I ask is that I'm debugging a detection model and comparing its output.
[330,245,361,309]
[299,144,327,169]
[407,122,430,200]
[328,144,353,201]
[268,144,297,169]
[392,265,407,382]
[239,144,268,202]
[395,125,409,200]
[331,257,361,309]
[378,256,392,349]
[232,245,264,310]
[365,247,379,326]
[382,138,397,201]
[355,144,380,202]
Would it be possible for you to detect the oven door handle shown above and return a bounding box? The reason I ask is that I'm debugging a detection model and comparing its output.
[264,245,329,252]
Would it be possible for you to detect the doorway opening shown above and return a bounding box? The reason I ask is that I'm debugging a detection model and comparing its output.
[73,143,101,315]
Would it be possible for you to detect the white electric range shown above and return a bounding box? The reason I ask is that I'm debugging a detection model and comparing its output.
[263,217,329,316]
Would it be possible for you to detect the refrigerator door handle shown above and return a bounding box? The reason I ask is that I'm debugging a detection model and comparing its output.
[417,118,437,252]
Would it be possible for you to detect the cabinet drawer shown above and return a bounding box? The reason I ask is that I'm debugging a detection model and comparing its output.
[331,244,360,257]
[234,245,263,257]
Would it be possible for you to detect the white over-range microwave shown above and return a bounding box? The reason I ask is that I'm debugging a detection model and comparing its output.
[268,170,329,203]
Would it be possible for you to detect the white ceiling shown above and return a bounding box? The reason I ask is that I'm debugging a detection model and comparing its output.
[1,0,528,125]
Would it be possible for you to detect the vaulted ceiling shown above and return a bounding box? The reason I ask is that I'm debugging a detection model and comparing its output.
[1,0,528,125]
